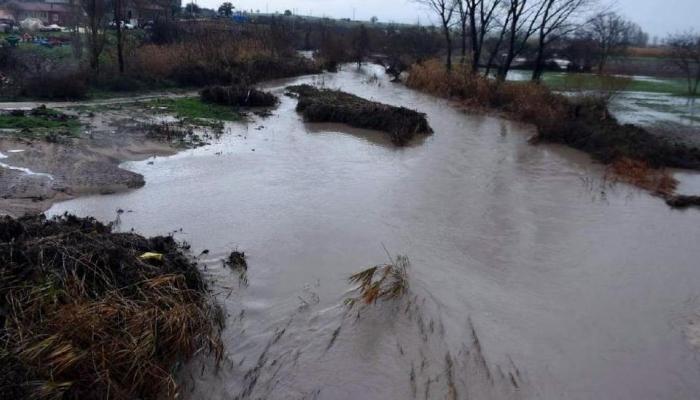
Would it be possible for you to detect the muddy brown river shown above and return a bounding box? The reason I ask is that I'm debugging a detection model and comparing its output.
[47,65,700,399]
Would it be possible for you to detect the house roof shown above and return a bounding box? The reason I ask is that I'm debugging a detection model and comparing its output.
[1,2,72,13]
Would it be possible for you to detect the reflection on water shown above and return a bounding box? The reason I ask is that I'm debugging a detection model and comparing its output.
[48,65,700,400]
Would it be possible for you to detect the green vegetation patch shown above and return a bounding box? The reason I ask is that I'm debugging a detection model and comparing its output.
[148,97,242,122]
[0,107,81,137]
[542,73,695,97]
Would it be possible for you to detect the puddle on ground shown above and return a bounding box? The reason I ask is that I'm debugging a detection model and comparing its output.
[48,65,700,400]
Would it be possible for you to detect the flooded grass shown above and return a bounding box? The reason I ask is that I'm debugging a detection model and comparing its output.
[287,85,433,146]
[0,214,224,400]
[148,97,242,122]
[605,158,678,196]
[0,106,82,137]
[345,255,410,307]
[543,73,695,97]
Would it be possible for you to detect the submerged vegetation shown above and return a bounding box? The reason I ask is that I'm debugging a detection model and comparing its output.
[287,84,433,146]
[345,255,410,308]
[0,214,224,400]
[148,97,242,122]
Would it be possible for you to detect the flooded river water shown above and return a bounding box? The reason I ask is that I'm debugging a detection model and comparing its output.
[48,66,700,399]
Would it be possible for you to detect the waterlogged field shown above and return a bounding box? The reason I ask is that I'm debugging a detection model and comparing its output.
[47,66,700,400]
[508,70,699,130]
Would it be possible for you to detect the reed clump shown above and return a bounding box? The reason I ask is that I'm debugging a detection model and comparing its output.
[0,214,224,400]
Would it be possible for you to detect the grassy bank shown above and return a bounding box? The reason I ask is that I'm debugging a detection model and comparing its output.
[539,72,695,97]
[0,214,224,399]
[0,106,82,138]
[149,97,243,121]
[287,84,433,146]
[407,60,700,200]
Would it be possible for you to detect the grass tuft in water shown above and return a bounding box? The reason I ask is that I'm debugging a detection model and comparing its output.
[345,255,410,307]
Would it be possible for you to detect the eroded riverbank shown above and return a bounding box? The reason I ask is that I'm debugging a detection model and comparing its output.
[39,65,700,400]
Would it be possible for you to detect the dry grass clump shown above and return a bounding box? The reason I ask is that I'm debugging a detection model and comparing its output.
[201,85,278,108]
[345,255,410,308]
[0,214,224,400]
[287,84,433,146]
[605,157,678,196]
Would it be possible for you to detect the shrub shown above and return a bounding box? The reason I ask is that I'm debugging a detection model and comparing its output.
[18,68,88,100]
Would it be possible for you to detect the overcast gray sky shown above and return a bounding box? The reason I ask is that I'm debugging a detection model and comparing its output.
[198,0,698,38]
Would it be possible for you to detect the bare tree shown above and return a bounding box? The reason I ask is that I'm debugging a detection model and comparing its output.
[81,0,109,75]
[667,32,700,96]
[530,0,590,81]
[114,0,125,74]
[415,0,457,71]
[497,0,543,81]
[457,0,504,73]
[587,12,632,74]
[352,24,370,68]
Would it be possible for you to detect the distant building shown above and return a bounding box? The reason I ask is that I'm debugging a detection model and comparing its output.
[0,1,75,25]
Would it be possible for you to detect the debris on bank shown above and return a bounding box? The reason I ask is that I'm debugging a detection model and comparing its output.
[0,214,224,400]
[286,85,433,146]
[201,85,278,108]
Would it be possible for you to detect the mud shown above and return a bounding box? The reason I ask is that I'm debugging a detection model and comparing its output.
[0,105,181,216]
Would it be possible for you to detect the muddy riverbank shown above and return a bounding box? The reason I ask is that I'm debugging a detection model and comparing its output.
[42,65,700,400]
[0,108,178,216]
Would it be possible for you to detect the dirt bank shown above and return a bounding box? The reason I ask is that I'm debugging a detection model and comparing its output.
[0,103,192,217]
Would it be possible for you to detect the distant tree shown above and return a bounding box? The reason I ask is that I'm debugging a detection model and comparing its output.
[587,12,635,74]
[284,9,292,16]
[184,2,200,16]
[530,0,591,82]
[497,0,542,81]
[667,32,700,96]
[218,2,234,17]
[113,0,125,74]
[370,16,379,24]
[414,0,457,71]
[80,0,108,74]
[352,24,370,68]
[456,0,504,72]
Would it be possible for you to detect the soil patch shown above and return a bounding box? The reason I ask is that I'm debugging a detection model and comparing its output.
[286,84,433,146]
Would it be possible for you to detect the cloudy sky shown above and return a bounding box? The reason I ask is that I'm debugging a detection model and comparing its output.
[198,0,698,38]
